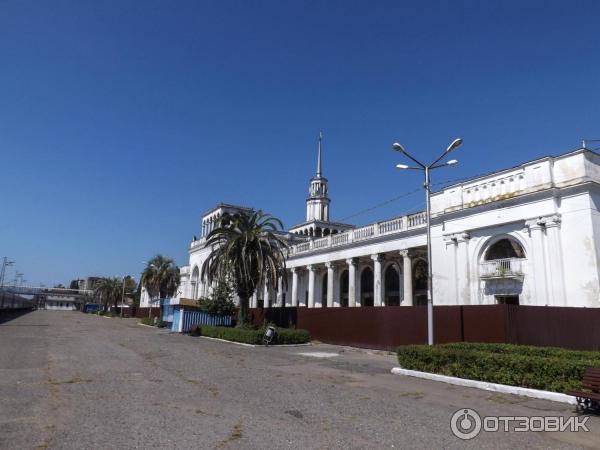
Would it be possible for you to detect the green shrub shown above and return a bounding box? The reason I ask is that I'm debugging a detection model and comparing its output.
[156,320,167,328]
[197,325,263,344]
[141,317,155,326]
[397,343,600,393]
[193,325,310,345]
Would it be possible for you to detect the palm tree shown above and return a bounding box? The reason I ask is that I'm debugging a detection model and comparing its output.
[94,277,122,312]
[201,210,288,326]
[140,255,180,318]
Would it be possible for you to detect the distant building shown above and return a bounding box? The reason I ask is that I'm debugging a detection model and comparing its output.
[42,293,78,311]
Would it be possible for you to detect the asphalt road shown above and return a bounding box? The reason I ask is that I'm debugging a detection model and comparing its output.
[1,310,599,449]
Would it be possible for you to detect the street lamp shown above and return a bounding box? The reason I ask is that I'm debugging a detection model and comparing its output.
[392,138,463,345]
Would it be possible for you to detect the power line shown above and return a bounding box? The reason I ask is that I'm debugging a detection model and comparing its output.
[336,170,495,223]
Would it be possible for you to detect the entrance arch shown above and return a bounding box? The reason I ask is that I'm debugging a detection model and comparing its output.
[361,267,374,307]
[384,264,400,306]
[339,270,349,307]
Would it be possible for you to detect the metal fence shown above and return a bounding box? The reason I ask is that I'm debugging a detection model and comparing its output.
[250,305,600,351]
[174,309,232,333]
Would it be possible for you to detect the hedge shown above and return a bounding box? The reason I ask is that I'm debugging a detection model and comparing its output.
[140,317,167,328]
[190,325,310,345]
[397,343,600,393]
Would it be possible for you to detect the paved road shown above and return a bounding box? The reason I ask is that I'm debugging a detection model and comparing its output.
[1,311,599,449]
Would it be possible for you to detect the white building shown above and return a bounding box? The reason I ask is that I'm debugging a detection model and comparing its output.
[145,140,600,309]
[43,294,78,311]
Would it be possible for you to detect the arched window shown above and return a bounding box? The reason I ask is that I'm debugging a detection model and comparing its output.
[413,259,428,305]
[484,238,525,260]
[361,267,374,307]
[384,265,400,306]
[315,227,322,237]
[191,266,200,299]
[339,270,349,307]
[321,273,328,307]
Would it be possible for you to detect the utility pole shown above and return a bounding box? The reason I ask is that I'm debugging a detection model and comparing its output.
[0,257,15,287]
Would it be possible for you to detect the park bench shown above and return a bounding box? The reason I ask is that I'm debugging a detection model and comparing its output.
[567,367,600,411]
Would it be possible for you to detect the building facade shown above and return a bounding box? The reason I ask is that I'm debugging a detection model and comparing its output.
[144,141,600,309]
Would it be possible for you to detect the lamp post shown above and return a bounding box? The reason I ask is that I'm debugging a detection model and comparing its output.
[392,138,463,345]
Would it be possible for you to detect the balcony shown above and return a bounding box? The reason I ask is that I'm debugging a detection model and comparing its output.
[288,211,427,257]
[479,258,524,279]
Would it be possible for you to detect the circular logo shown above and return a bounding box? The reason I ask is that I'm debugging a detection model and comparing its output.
[450,408,482,440]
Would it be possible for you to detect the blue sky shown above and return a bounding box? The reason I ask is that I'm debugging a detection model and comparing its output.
[1,0,599,286]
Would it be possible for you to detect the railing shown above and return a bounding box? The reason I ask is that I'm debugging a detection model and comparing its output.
[190,237,207,249]
[288,210,427,256]
[353,224,375,242]
[378,216,404,234]
[479,258,524,279]
[407,212,427,227]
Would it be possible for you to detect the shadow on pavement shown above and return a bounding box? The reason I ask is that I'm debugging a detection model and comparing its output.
[0,309,34,325]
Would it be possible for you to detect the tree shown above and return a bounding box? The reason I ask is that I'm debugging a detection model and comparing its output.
[140,255,180,318]
[201,210,288,326]
[94,277,122,312]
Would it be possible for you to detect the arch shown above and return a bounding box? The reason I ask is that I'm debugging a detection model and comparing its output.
[483,236,526,261]
[191,266,200,299]
[360,267,374,307]
[339,270,349,307]
[315,227,322,237]
[384,264,401,306]
[309,228,314,237]
[331,230,339,235]
[321,272,328,307]
[413,258,428,305]
[323,228,330,236]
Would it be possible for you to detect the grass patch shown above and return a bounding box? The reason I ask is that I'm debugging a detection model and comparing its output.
[397,343,600,393]
[190,325,310,345]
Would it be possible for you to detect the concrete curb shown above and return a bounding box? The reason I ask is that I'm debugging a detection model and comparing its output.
[390,367,578,405]
[196,335,257,347]
[195,335,312,348]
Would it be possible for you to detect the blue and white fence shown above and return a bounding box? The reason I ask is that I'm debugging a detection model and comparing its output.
[172,309,232,333]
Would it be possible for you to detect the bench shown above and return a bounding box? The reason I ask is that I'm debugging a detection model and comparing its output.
[567,367,600,411]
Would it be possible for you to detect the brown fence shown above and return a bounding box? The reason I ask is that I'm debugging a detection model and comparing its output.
[128,307,161,319]
[250,305,600,352]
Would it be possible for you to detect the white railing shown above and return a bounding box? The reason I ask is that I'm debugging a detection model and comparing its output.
[190,237,207,249]
[378,216,404,234]
[313,236,330,249]
[479,258,524,278]
[331,233,349,246]
[353,224,375,242]
[407,211,427,227]
[288,210,428,256]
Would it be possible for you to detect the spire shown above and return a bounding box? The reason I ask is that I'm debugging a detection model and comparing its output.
[316,130,323,177]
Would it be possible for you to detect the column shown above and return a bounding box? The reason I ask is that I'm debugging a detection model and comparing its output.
[347,258,358,307]
[291,268,299,307]
[545,215,566,306]
[307,265,316,308]
[371,254,384,306]
[526,218,548,305]
[250,291,258,308]
[400,250,413,306]
[263,283,270,308]
[276,276,283,307]
[325,262,335,307]
[457,232,471,305]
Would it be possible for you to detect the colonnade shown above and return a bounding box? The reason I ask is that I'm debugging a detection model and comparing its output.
[250,249,425,308]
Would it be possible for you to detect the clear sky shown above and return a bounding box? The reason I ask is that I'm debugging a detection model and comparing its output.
[1,0,599,286]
